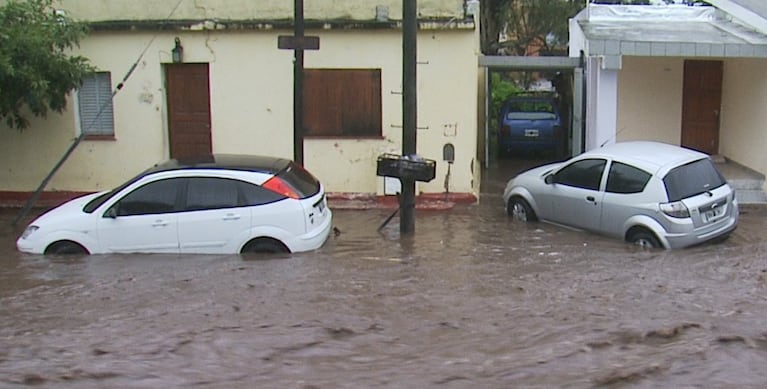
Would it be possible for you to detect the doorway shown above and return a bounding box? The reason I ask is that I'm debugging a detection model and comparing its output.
[681,60,723,155]
[165,63,212,160]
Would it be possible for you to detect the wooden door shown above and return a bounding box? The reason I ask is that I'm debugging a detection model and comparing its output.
[681,60,722,155]
[165,63,212,160]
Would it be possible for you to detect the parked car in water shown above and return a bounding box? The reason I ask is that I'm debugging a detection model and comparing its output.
[498,93,565,157]
[502,141,738,249]
[17,154,332,255]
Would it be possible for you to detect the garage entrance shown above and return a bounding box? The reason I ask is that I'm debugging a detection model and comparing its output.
[479,56,584,168]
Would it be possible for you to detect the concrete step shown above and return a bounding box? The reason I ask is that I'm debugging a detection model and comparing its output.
[728,177,765,190]
[735,189,767,204]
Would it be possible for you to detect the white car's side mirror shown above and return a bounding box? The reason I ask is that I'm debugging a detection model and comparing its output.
[104,207,118,219]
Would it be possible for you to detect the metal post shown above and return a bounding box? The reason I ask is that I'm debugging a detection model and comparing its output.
[293,0,305,165]
[401,0,417,234]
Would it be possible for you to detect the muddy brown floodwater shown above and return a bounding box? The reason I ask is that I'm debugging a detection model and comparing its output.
[2,162,767,388]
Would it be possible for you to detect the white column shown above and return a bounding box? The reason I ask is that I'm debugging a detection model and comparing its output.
[585,56,620,151]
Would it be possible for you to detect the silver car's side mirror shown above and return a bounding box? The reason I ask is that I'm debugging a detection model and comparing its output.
[545,174,555,185]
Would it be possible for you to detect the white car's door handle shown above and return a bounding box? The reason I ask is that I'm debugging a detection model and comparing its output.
[223,213,241,221]
[152,219,170,227]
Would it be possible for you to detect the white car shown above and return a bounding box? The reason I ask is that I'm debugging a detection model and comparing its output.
[503,141,739,249]
[17,154,333,255]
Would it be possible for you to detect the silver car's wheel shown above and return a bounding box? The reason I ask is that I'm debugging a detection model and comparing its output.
[628,230,661,249]
[507,197,537,222]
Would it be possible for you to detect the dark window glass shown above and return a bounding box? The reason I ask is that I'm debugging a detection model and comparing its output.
[664,158,726,201]
[506,100,557,120]
[114,178,181,216]
[606,162,651,194]
[238,181,286,206]
[184,177,239,211]
[276,161,321,198]
[554,159,606,190]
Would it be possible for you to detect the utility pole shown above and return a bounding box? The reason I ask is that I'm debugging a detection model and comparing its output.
[401,0,417,234]
[293,0,305,165]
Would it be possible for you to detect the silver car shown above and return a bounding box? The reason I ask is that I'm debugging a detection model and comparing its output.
[503,141,739,248]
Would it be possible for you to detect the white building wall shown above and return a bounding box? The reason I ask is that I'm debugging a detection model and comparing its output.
[616,56,684,145]
[0,27,478,196]
[303,29,478,195]
[720,58,767,177]
[57,0,465,22]
[586,58,619,150]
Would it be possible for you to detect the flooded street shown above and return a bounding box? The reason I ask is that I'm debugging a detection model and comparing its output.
[2,163,767,388]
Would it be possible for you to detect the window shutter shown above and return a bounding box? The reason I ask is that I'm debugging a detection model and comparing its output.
[78,72,115,136]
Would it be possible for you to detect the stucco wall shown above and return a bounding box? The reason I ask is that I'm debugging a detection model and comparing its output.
[0,32,172,192]
[616,56,684,145]
[720,58,767,177]
[0,27,478,197]
[55,0,465,21]
[303,29,478,195]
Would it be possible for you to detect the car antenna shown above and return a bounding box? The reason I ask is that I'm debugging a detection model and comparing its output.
[600,127,627,148]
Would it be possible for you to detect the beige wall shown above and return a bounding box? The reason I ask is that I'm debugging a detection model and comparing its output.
[616,56,684,145]
[0,27,479,196]
[720,58,767,177]
[56,0,465,21]
[304,29,478,195]
[616,56,767,186]
[0,32,173,192]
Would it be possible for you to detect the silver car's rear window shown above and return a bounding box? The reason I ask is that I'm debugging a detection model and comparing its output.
[663,158,726,202]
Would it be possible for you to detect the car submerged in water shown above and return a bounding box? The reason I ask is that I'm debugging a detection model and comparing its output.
[17,154,333,255]
[502,141,739,249]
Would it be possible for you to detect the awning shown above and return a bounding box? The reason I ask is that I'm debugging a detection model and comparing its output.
[576,4,767,58]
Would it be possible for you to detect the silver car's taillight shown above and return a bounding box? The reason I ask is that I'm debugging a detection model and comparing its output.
[660,201,690,218]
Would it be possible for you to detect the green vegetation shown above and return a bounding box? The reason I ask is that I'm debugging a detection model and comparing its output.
[489,72,522,137]
[0,0,93,130]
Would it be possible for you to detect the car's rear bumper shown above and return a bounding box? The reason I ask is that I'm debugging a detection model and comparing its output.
[662,213,739,249]
[288,209,333,253]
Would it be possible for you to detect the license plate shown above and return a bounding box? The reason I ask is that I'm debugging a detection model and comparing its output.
[524,129,539,137]
[702,205,725,223]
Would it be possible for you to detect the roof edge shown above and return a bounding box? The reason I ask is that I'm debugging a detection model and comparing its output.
[87,18,475,32]
[707,0,767,35]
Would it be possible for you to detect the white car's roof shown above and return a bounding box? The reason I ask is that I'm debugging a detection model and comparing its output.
[581,141,707,175]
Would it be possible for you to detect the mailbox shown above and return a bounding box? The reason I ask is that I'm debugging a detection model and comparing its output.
[376,154,436,182]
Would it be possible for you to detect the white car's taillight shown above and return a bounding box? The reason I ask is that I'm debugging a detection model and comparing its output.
[660,201,690,218]
[263,176,300,199]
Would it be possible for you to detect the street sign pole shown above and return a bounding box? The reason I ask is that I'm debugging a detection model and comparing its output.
[277,0,320,166]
